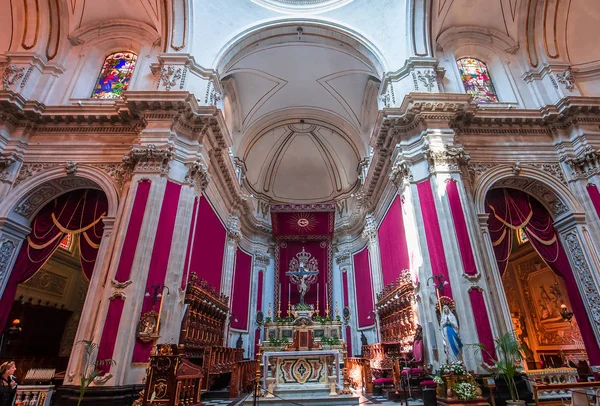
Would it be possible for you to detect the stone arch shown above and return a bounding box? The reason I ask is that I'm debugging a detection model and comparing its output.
[473,164,582,219]
[472,164,600,360]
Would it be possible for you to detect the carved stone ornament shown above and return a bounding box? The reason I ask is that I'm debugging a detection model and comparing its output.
[563,232,600,327]
[1,64,24,91]
[156,65,183,91]
[137,310,160,343]
[65,161,78,176]
[362,213,378,241]
[466,162,500,186]
[426,147,471,174]
[335,251,352,266]
[204,80,221,106]
[15,163,60,185]
[14,184,60,217]
[0,153,18,180]
[93,373,113,385]
[389,156,412,187]
[184,160,210,191]
[254,252,270,268]
[123,144,175,175]
[227,215,242,243]
[0,240,16,289]
[563,146,600,180]
[416,70,438,92]
[111,279,133,289]
[556,68,575,92]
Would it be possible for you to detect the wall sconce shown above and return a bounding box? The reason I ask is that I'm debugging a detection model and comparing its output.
[7,319,21,336]
[145,285,170,305]
[560,304,574,323]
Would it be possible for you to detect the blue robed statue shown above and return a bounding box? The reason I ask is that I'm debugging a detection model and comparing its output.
[440,304,463,362]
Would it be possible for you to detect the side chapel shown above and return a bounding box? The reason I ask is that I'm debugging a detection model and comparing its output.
[1,0,600,405]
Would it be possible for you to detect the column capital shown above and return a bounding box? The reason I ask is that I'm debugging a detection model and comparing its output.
[123,144,175,176]
[562,146,600,180]
[389,153,412,188]
[335,251,352,267]
[362,213,378,242]
[184,159,211,192]
[254,251,270,268]
[425,145,471,175]
[227,215,242,243]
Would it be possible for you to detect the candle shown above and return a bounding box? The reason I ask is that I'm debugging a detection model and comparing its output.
[288,283,291,304]
[317,283,319,303]
[325,283,328,307]
[279,284,281,306]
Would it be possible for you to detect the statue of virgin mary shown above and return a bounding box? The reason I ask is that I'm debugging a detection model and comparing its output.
[440,305,463,362]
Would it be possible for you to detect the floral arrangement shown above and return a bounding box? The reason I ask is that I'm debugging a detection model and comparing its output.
[452,382,477,401]
[432,376,444,384]
[268,337,289,347]
[321,336,341,346]
[439,362,466,376]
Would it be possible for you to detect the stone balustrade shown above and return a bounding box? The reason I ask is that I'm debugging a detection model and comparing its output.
[15,385,53,406]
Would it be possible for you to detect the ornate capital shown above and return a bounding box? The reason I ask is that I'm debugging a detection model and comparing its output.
[227,215,242,243]
[335,250,352,267]
[563,146,600,179]
[389,156,412,187]
[185,160,210,191]
[556,68,575,92]
[254,251,270,268]
[426,146,470,174]
[123,144,174,175]
[362,213,378,241]
[0,153,19,179]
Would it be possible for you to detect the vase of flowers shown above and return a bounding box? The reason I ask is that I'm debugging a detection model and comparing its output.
[452,382,477,401]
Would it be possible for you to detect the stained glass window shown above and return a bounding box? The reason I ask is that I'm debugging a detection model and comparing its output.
[517,229,529,244]
[91,52,138,99]
[457,58,499,103]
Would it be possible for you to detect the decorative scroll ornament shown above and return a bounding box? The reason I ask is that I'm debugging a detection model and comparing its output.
[389,156,412,187]
[426,147,471,173]
[227,215,242,243]
[2,64,24,91]
[286,248,319,305]
[416,70,437,92]
[137,310,160,343]
[156,65,182,91]
[184,160,210,191]
[0,153,18,179]
[556,68,575,92]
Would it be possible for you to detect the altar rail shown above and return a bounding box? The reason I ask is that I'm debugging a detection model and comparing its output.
[15,385,53,406]
[229,360,258,399]
[533,381,600,406]
[524,368,578,397]
[345,357,373,394]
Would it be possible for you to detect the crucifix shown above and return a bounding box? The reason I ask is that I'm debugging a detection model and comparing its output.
[286,248,319,305]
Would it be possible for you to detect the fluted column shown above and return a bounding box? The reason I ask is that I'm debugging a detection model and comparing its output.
[362,214,382,342]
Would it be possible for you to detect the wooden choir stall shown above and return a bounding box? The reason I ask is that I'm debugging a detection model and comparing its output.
[135,273,257,406]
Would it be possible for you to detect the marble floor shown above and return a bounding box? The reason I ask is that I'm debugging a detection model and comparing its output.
[202,394,425,405]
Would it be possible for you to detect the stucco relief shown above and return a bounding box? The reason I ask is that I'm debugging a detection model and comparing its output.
[563,232,600,327]
[0,240,16,290]
[14,184,61,217]
[492,177,568,216]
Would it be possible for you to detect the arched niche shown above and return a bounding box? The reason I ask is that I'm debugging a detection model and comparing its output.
[47,19,160,105]
[437,26,527,107]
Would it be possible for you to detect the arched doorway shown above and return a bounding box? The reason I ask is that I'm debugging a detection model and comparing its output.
[0,188,108,381]
[485,187,596,372]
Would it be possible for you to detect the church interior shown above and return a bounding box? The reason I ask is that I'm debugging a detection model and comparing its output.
[1,0,600,405]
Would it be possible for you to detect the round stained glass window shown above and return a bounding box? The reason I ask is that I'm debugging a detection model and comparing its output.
[251,0,352,13]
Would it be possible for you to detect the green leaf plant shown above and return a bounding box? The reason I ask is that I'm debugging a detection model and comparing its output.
[77,340,116,406]
[468,332,523,402]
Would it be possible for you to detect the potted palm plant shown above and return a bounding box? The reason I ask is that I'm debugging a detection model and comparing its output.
[471,332,524,405]
[77,340,116,406]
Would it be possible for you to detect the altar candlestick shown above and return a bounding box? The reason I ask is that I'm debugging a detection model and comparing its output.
[317,283,319,303]
[325,283,329,316]
[288,283,291,305]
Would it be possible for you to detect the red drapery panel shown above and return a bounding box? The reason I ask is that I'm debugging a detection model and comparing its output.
[189,198,227,290]
[447,180,478,276]
[271,206,334,311]
[378,197,410,285]
[468,289,496,364]
[132,181,182,363]
[353,247,374,328]
[586,184,600,220]
[486,188,600,364]
[277,241,330,312]
[96,297,125,374]
[231,249,252,330]
[0,189,107,331]
[114,180,151,282]
[417,180,453,298]
[181,197,199,290]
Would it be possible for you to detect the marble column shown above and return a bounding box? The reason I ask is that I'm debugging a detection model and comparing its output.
[222,215,242,346]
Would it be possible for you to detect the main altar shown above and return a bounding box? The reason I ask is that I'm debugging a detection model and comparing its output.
[251,204,359,404]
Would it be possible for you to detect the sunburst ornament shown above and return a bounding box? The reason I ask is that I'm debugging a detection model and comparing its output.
[288,213,318,233]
